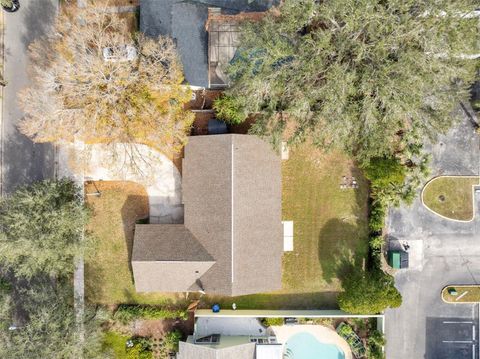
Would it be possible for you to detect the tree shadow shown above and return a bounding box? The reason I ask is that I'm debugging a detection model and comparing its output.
[1,125,53,194]
[204,291,340,310]
[120,194,149,277]
[20,0,57,49]
[318,219,366,284]
[318,164,370,284]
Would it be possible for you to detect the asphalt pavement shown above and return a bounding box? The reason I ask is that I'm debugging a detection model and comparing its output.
[1,0,58,195]
[385,112,480,359]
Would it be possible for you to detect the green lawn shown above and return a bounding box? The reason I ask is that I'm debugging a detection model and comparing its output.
[206,145,370,309]
[102,331,130,359]
[86,145,369,310]
[84,181,185,306]
[422,176,479,221]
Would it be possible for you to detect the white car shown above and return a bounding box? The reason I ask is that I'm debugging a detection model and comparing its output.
[102,45,137,62]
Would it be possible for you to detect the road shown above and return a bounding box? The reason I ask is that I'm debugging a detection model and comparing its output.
[385,112,480,359]
[1,0,58,195]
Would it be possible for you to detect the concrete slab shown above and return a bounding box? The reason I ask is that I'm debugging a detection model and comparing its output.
[195,317,266,336]
[58,142,183,224]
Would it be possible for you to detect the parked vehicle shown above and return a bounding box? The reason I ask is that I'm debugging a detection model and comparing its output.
[1,0,20,13]
[102,45,137,62]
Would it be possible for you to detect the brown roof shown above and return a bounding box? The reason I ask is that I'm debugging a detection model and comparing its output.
[132,134,283,296]
[132,225,215,292]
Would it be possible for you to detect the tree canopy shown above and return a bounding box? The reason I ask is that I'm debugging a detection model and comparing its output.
[0,179,90,279]
[222,0,478,162]
[20,5,194,169]
[338,270,402,314]
[0,277,106,359]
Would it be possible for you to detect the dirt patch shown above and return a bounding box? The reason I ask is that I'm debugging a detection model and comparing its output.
[134,319,175,338]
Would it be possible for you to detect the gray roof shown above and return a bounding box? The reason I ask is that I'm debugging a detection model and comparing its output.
[139,0,278,88]
[177,341,256,359]
[132,225,215,292]
[132,135,283,296]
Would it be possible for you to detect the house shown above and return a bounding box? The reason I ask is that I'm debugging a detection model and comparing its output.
[131,134,283,296]
[139,0,278,88]
[175,310,385,359]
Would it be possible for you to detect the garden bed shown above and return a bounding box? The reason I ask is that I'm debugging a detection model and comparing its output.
[442,285,480,303]
[422,176,479,221]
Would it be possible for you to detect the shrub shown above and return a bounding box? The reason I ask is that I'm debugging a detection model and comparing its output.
[260,317,284,327]
[338,270,402,314]
[213,95,246,124]
[472,99,480,111]
[114,305,188,324]
[362,157,406,190]
[369,201,386,234]
[163,330,182,352]
[0,278,11,294]
[366,330,386,359]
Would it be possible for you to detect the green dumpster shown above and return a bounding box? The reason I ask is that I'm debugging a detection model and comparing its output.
[388,250,409,269]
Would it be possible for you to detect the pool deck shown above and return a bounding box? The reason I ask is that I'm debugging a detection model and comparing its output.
[271,325,353,359]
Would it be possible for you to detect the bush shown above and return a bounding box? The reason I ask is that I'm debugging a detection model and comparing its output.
[0,278,11,294]
[213,95,246,124]
[163,330,182,352]
[369,201,386,234]
[260,317,284,327]
[472,99,480,111]
[338,270,402,314]
[362,157,406,190]
[366,330,386,359]
[114,305,188,324]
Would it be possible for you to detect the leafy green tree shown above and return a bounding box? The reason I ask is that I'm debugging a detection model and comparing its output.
[0,278,106,359]
[0,179,91,279]
[213,95,245,124]
[224,0,478,161]
[362,157,406,189]
[338,270,402,314]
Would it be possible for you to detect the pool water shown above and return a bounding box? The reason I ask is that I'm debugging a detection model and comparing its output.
[285,332,345,359]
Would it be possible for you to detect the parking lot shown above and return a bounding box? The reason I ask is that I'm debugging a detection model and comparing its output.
[385,116,480,359]
[426,317,479,359]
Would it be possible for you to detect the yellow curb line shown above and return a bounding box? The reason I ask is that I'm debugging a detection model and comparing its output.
[421,175,480,223]
[441,285,480,304]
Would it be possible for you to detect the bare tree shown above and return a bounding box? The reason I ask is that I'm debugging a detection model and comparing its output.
[19,4,194,174]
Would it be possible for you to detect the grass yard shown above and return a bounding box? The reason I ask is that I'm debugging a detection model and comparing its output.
[422,176,479,221]
[102,331,131,359]
[85,181,184,306]
[85,144,369,310]
[442,285,480,303]
[205,144,370,309]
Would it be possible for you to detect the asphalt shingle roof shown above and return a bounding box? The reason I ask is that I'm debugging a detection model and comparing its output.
[132,135,283,296]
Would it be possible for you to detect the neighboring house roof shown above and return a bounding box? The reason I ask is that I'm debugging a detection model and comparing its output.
[139,0,278,88]
[132,134,283,296]
[177,341,256,359]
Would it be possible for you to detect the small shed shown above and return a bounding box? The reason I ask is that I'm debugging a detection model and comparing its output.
[388,250,409,269]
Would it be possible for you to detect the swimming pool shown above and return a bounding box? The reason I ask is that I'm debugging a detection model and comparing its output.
[285,332,345,359]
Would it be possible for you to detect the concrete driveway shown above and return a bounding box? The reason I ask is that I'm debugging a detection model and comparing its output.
[1,0,58,194]
[58,142,184,224]
[385,113,480,359]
